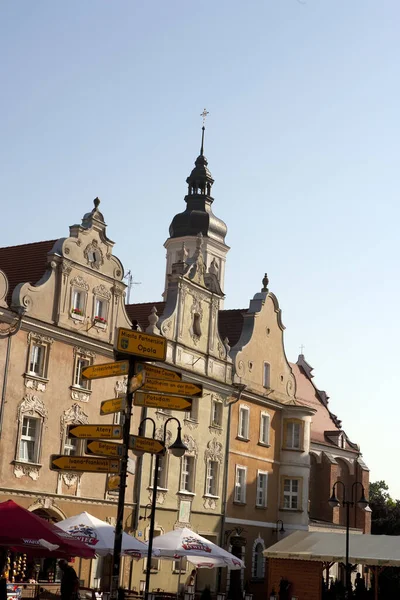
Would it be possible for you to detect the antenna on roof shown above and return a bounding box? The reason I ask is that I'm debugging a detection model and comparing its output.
[124,270,141,304]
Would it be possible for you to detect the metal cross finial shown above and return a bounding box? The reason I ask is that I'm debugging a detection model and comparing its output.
[300,344,305,355]
[200,108,209,126]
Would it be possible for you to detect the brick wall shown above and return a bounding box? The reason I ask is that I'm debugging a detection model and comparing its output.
[268,558,322,600]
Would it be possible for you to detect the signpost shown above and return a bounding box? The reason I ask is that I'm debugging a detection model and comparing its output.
[116,328,167,361]
[143,377,203,397]
[136,362,182,381]
[82,361,129,381]
[134,392,192,412]
[86,440,124,458]
[50,455,120,473]
[100,397,126,416]
[128,435,165,455]
[68,424,123,440]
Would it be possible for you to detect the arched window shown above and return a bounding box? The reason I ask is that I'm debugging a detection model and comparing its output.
[252,541,265,579]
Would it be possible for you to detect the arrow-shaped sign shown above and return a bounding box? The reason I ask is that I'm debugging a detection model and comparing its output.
[143,377,203,398]
[82,361,129,380]
[128,435,165,455]
[134,392,192,412]
[68,424,123,440]
[86,440,124,458]
[100,397,126,416]
[136,363,182,382]
[50,455,120,473]
[129,371,146,392]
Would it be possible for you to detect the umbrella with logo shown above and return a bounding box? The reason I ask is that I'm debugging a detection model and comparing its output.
[56,512,151,558]
[0,500,95,558]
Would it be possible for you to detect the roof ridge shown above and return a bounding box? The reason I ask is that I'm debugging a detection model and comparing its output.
[0,239,57,251]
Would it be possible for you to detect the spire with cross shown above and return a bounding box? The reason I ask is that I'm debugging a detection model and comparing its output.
[300,344,305,356]
[200,108,209,155]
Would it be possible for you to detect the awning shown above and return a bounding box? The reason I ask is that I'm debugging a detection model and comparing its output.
[264,530,400,567]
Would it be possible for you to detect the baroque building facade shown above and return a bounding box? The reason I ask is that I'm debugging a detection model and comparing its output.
[0,128,369,597]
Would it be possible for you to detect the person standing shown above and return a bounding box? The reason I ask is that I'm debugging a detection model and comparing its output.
[58,560,79,600]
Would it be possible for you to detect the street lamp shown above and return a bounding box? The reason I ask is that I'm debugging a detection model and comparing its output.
[275,520,285,534]
[328,480,369,598]
[142,416,188,600]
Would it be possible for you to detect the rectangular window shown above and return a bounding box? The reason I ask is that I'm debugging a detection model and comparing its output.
[147,529,161,571]
[263,362,270,388]
[19,417,40,463]
[238,406,250,439]
[285,421,302,449]
[234,466,247,503]
[187,398,198,422]
[72,290,83,312]
[260,413,270,445]
[95,298,105,319]
[256,472,268,507]
[74,357,90,389]
[205,460,219,496]
[29,344,45,377]
[152,454,168,489]
[180,455,195,493]
[283,477,300,510]
[211,401,223,427]
[64,436,81,456]
[173,556,187,573]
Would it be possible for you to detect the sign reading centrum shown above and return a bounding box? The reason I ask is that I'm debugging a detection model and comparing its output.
[116,328,167,361]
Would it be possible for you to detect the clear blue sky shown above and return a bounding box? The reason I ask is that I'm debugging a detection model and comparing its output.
[1,1,399,497]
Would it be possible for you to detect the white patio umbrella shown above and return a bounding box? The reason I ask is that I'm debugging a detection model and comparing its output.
[56,511,150,558]
[151,527,244,593]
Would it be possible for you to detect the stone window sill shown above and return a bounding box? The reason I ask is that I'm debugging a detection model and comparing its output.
[13,459,42,468]
[184,417,199,424]
[203,494,220,500]
[94,321,107,330]
[24,373,49,384]
[233,500,246,506]
[258,441,271,448]
[177,490,195,497]
[279,507,303,513]
[70,312,85,322]
[70,385,92,395]
[147,486,168,492]
[255,504,267,509]
[282,446,303,452]
[210,423,223,430]
[236,436,250,442]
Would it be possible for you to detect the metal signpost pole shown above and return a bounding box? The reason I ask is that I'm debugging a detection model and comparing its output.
[110,356,136,600]
[144,452,160,600]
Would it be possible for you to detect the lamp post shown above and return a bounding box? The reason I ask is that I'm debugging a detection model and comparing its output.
[141,416,187,600]
[275,520,285,535]
[328,481,369,598]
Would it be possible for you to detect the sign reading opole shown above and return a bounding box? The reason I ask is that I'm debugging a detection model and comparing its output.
[82,361,129,381]
[134,392,192,412]
[68,424,123,440]
[50,455,120,473]
[116,328,167,361]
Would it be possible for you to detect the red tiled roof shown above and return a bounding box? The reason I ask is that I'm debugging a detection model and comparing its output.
[125,301,166,330]
[0,240,57,303]
[218,309,246,347]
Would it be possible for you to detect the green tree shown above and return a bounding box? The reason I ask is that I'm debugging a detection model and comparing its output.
[369,480,400,535]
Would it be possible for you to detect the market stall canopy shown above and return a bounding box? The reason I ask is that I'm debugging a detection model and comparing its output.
[0,500,95,558]
[151,527,244,569]
[56,512,151,558]
[264,530,400,567]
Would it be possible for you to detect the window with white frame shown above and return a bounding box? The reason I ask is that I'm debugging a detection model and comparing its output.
[285,420,302,450]
[252,542,265,579]
[282,477,300,510]
[263,362,270,388]
[234,465,247,503]
[19,416,41,463]
[151,454,168,489]
[73,356,91,389]
[211,400,223,428]
[238,406,250,439]
[64,435,82,456]
[28,344,46,377]
[71,289,84,315]
[173,556,187,574]
[186,398,199,422]
[94,297,108,325]
[205,460,219,496]
[259,412,270,445]
[256,471,268,507]
[180,455,195,493]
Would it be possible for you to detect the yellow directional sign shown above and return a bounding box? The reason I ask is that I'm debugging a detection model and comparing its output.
[50,455,120,473]
[82,361,129,381]
[129,371,146,393]
[143,377,203,398]
[116,328,167,361]
[128,435,165,455]
[136,363,182,382]
[134,392,192,412]
[100,397,126,416]
[68,424,123,440]
[107,475,120,491]
[86,440,124,458]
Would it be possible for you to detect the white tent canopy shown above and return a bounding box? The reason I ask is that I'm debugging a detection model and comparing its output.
[56,512,150,558]
[264,530,400,567]
[151,527,245,569]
